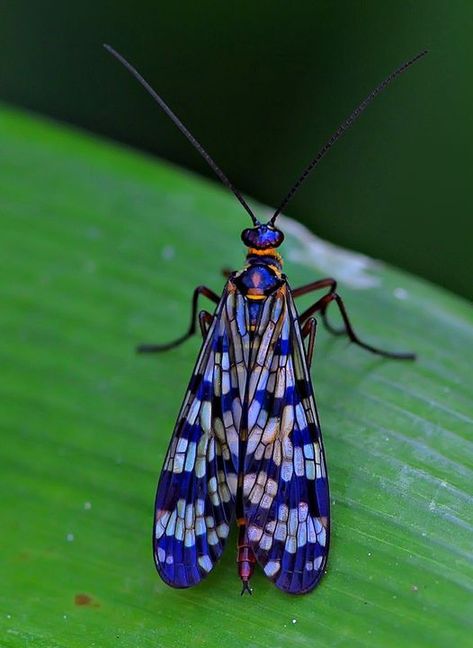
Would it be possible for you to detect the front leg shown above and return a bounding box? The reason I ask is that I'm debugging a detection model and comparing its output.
[137,285,219,353]
[293,277,344,336]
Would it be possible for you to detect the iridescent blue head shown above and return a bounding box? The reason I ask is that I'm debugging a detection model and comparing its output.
[241,223,284,250]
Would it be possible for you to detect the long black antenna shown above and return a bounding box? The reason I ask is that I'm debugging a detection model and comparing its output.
[104,44,259,225]
[269,49,428,225]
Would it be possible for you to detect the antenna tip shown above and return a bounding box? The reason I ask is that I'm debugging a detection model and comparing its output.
[414,49,429,61]
[103,43,119,58]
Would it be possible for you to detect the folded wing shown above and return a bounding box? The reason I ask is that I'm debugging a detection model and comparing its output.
[154,285,248,587]
[243,287,330,594]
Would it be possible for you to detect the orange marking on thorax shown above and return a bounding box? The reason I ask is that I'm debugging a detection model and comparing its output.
[247,292,266,300]
[247,247,283,263]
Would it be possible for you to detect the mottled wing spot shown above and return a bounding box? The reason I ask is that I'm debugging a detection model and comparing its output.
[198,555,213,572]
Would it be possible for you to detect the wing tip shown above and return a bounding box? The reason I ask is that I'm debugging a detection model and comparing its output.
[154,550,208,589]
[273,560,328,595]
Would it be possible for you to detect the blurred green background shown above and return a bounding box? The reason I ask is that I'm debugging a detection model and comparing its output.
[1,1,472,299]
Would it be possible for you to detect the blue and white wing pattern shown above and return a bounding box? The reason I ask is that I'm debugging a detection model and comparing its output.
[154,282,329,593]
[243,285,330,594]
[154,284,247,588]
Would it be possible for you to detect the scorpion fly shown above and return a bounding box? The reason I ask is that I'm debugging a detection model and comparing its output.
[105,45,426,595]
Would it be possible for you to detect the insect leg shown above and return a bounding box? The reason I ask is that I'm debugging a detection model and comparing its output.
[300,292,416,360]
[198,310,213,338]
[137,285,219,353]
[293,278,344,336]
[301,317,317,366]
[293,278,336,298]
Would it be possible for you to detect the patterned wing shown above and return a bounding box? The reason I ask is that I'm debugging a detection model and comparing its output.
[154,285,247,588]
[243,286,330,594]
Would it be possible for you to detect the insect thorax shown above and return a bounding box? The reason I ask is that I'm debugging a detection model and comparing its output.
[233,248,284,302]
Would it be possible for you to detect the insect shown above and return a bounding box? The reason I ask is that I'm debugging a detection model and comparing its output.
[105,44,426,595]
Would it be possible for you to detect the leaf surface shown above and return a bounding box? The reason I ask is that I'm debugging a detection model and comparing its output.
[1,106,472,647]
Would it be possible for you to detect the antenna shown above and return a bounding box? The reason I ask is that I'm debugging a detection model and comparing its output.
[269,49,428,225]
[104,44,259,225]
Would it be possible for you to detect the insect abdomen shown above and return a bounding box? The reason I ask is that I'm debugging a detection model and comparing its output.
[237,521,257,594]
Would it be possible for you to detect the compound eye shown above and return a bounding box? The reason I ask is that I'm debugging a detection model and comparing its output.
[269,228,285,247]
[241,228,255,247]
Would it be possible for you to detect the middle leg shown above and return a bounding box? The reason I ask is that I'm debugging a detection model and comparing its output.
[301,317,317,366]
[299,292,415,360]
[137,285,219,353]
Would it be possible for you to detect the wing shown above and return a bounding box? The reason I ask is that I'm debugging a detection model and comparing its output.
[243,286,330,594]
[154,284,247,588]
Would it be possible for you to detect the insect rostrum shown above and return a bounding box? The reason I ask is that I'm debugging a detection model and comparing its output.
[105,45,426,595]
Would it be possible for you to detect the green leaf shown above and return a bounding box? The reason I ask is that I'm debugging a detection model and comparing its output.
[1,105,472,648]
